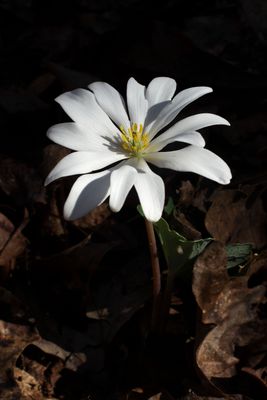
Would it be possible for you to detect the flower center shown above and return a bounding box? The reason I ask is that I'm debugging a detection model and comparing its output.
[120,123,150,156]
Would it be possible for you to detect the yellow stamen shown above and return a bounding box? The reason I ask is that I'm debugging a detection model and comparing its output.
[119,123,150,156]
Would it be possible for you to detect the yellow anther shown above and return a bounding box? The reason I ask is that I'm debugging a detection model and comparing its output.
[120,125,126,134]
[119,122,150,156]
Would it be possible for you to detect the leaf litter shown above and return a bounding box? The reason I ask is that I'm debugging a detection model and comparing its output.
[0,0,267,399]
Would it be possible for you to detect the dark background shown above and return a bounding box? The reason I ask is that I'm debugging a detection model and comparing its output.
[0,1,267,399]
[0,0,267,181]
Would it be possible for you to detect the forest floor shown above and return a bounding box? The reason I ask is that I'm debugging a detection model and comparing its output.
[0,1,267,399]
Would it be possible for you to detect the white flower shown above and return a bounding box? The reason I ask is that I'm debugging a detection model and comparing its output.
[45,77,231,222]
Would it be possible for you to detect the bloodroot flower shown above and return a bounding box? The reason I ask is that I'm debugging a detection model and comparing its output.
[45,77,231,222]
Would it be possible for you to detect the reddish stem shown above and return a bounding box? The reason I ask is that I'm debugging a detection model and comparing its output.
[145,219,161,329]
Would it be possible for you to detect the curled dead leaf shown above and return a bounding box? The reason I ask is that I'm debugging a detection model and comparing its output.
[193,243,267,383]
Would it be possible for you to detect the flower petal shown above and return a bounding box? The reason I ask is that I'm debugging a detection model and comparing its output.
[147,131,205,152]
[126,77,148,126]
[133,159,165,222]
[89,81,130,129]
[47,122,111,151]
[63,171,111,220]
[144,101,171,131]
[172,86,213,111]
[45,151,127,185]
[145,145,232,185]
[56,89,119,136]
[148,86,213,137]
[151,113,230,148]
[109,165,137,212]
[146,77,176,107]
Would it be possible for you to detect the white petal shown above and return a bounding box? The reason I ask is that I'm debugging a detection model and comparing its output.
[63,171,111,220]
[109,165,137,212]
[147,131,205,152]
[146,77,176,107]
[145,145,232,185]
[56,89,119,136]
[133,159,165,222]
[144,101,171,131]
[47,122,111,151]
[45,151,127,185]
[151,113,230,148]
[171,86,213,111]
[144,77,176,130]
[148,86,213,137]
[89,81,130,129]
[126,77,148,126]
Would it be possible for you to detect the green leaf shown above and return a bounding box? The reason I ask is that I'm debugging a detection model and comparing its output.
[153,217,212,278]
[137,204,144,217]
[164,197,175,216]
[226,243,253,274]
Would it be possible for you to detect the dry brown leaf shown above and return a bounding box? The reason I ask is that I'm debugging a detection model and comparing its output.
[0,288,40,398]
[14,367,43,400]
[173,180,202,240]
[148,393,162,400]
[0,320,39,398]
[0,212,27,279]
[192,243,267,382]
[192,241,228,324]
[205,186,267,249]
[177,180,196,207]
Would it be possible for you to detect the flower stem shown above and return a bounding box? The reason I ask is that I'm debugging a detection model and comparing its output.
[145,219,161,330]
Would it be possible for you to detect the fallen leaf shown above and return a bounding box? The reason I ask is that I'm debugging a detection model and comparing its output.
[205,186,267,249]
[177,180,196,207]
[192,243,267,391]
[0,320,39,398]
[13,367,43,400]
[192,241,229,325]
[0,212,28,280]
